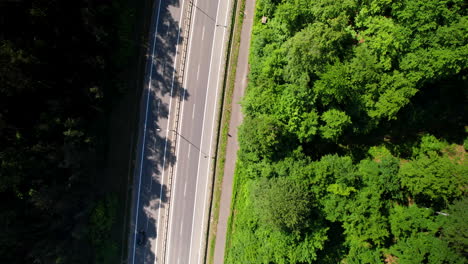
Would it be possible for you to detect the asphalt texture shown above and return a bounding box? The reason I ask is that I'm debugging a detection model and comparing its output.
[127,0,231,263]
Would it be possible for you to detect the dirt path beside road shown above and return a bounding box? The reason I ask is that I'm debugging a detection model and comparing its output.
[212,0,255,262]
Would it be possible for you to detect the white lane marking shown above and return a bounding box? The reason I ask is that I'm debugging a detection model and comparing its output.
[201,26,205,40]
[196,64,200,80]
[179,222,183,236]
[188,144,192,158]
[184,182,188,197]
[197,0,232,262]
[132,0,163,263]
[165,0,198,261]
[188,2,222,264]
[192,104,196,120]
[153,0,186,261]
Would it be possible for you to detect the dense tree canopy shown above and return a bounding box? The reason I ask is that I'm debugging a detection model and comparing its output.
[0,0,137,262]
[251,174,313,233]
[227,0,467,263]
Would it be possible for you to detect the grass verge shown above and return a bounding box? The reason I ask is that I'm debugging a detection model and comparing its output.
[224,163,247,263]
[206,0,246,263]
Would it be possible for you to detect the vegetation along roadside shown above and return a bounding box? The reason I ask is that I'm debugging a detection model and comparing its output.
[225,0,467,263]
[0,0,151,263]
[206,0,246,263]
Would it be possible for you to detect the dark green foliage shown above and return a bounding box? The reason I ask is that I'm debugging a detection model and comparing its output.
[440,197,468,257]
[398,135,468,207]
[251,176,312,233]
[389,233,464,264]
[399,151,466,205]
[227,0,468,263]
[0,0,137,262]
[389,205,438,243]
[239,114,289,161]
[226,158,328,264]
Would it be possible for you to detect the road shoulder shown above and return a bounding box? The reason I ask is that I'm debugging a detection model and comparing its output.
[207,0,255,262]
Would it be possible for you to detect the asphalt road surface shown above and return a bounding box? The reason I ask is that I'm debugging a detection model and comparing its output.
[128,0,231,263]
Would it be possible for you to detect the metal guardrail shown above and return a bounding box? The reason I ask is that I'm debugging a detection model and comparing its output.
[159,0,194,262]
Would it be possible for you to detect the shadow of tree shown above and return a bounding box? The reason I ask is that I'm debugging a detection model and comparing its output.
[130,0,190,262]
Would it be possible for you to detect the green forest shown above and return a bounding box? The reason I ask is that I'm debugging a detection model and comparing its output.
[226,0,468,263]
[0,0,140,263]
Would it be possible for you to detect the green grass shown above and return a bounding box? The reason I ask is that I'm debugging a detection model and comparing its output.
[206,0,246,263]
[223,163,247,263]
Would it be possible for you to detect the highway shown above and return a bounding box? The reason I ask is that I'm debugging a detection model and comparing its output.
[166,0,231,262]
[127,0,231,263]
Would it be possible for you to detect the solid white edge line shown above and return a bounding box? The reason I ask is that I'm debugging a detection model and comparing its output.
[165,0,199,261]
[131,0,163,263]
[153,0,186,261]
[188,1,222,263]
[197,0,231,261]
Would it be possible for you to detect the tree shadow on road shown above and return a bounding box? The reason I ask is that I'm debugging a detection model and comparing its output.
[130,0,191,262]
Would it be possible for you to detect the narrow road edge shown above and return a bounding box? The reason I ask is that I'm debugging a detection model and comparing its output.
[209,0,255,262]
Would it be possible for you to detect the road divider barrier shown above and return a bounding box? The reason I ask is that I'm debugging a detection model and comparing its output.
[160,0,195,262]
